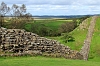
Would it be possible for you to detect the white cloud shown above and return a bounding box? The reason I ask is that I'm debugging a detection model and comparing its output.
[2,0,100,5]
[0,0,100,15]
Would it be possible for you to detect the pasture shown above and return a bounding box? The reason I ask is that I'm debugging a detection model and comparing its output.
[0,56,100,66]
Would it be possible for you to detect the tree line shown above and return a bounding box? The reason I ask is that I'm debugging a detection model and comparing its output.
[0,2,90,37]
[0,2,32,28]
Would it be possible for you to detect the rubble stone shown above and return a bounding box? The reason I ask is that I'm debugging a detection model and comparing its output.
[0,27,83,59]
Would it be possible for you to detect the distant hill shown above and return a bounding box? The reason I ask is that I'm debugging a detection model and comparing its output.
[5,14,97,19]
[33,15,93,19]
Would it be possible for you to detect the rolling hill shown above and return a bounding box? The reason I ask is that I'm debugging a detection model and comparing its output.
[48,16,100,59]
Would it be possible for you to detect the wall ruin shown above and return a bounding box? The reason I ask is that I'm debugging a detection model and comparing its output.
[0,27,83,59]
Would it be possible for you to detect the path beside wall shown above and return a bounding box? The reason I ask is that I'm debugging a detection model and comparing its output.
[80,16,98,60]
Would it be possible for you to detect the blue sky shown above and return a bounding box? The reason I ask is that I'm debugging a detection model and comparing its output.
[0,0,100,15]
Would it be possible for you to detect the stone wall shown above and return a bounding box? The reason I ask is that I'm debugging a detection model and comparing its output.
[0,27,83,59]
[80,16,97,60]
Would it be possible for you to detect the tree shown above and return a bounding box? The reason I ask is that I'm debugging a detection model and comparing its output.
[59,22,77,33]
[10,4,32,29]
[62,33,75,43]
[0,2,33,29]
[0,2,10,27]
[24,13,32,21]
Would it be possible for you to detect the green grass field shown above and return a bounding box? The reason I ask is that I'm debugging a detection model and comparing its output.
[1,16,100,66]
[89,17,100,57]
[0,56,100,66]
[47,17,92,50]
[25,19,72,31]
[66,17,91,50]
[47,16,100,58]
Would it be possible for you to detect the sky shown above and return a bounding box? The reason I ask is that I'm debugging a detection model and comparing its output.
[0,0,100,15]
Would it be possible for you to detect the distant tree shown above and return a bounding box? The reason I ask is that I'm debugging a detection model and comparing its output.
[59,22,77,33]
[30,23,50,36]
[79,16,90,24]
[24,13,33,21]
[30,22,60,36]
[0,2,10,27]
[10,4,32,29]
[0,2,33,28]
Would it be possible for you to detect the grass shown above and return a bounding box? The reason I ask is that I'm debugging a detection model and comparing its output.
[51,16,100,58]
[4,18,71,31]
[89,16,100,57]
[66,17,91,50]
[24,19,72,31]
[0,56,100,66]
[47,17,92,50]
[47,16,100,58]
[1,16,100,65]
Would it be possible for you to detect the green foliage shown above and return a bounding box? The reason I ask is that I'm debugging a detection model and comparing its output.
[24,19,71,36]
[48,16,100,58]
[31,23,51,36]
[28,19,79,36]
[59,22,77,33]
[0,16,4,27]
[62,33,75,43]
[28,22,61,36]
[78,15,90,24]
[9,19,26,29]
[0,2,10,27]
[0,2,32,29]
[47,17,91,50]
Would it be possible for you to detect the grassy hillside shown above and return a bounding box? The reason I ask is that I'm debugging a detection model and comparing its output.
[89,16,100,58]
[47,17,92,50]
[66,17,91,50]
[48,16,100,59]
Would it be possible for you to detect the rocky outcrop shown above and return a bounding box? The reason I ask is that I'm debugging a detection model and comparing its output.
[0,27,83,59]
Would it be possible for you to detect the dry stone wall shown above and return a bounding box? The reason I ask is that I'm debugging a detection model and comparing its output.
[80,16,97,60]
[0,27,83,59]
